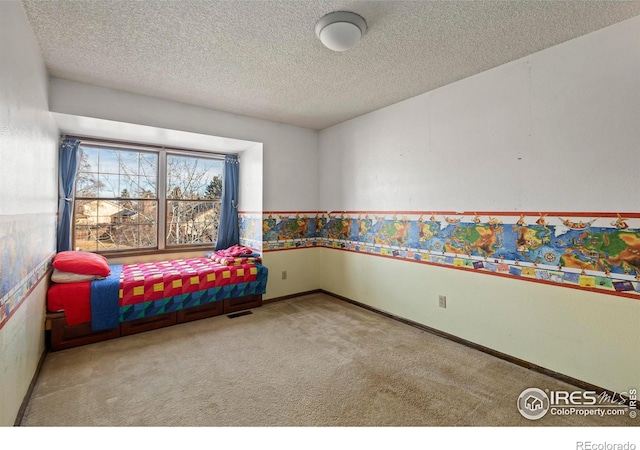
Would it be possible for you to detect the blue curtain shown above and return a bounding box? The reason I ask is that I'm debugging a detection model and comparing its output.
[215,155,240,250]
[56,138,81,252]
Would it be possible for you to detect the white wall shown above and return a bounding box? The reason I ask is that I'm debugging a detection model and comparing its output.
[317,16,640,392]
[49,78,319,212]
[319,15,640,212]
[0,1,59,426]
[239,143,263,214]
[262,248,320,300]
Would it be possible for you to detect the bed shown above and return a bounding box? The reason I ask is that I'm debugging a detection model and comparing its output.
[45,248,268,351]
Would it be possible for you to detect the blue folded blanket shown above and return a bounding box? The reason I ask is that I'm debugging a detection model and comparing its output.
[90,264,123,331]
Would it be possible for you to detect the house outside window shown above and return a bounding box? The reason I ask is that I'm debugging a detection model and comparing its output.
[73,140,223,253]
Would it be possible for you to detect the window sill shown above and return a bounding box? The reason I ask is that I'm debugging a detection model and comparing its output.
[97,246,216,261]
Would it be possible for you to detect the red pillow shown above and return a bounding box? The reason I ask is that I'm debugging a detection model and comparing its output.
[52,251,111,277]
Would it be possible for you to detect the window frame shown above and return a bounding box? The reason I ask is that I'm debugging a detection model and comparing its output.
[71,137,225,256]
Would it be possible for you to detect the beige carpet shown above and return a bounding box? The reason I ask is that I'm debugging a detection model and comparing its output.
[20,293,634,426]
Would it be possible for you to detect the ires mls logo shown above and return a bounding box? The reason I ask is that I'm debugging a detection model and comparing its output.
[517,388,550,420]
[517,387,637,420]
[548,389,599,405]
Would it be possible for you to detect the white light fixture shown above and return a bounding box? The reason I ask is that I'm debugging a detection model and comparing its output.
[315,11,367,52]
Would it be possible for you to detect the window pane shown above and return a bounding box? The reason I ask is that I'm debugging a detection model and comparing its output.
[119,175,138,199]
[74,145,159,252]
[138,176,156,198]
[117,151,139,175]
[75,199,99,225]
[80,146,99,171]
[98,174,119,198]
[136,200,157,225]
[166,201,220,246]
[113,225,134,248]
[94,223,116,251]
[76,175,98,198]
[140,153,157,178]
[139,222,158,248]
[77,146,100,197]
[73,199,158,251]
[98,149,121,174]
[167,155,223,200]
[74,222,97,251]
[132,200,157,248]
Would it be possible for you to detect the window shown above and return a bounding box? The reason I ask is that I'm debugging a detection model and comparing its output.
[166,154,222,246]
[73,140,223,253]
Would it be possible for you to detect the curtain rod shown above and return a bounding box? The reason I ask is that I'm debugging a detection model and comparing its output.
[64,134,227,159]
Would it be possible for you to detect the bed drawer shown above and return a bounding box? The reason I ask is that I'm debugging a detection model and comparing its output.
[223,295,262,314]
[48,316,120,352]
[176,300,224,323]
[120,312,177,336]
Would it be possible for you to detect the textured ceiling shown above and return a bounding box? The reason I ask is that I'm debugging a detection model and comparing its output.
[22,1,640,130]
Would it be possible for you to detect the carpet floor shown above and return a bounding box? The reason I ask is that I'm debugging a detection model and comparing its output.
[20,293,635,426]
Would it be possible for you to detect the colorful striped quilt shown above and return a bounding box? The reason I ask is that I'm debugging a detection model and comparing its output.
[89,257,267,330]
[120,258,258,305]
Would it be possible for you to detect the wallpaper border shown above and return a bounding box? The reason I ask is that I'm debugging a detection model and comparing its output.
[0,212,57,330]
[0,255,54,331]
[250,210,640,301]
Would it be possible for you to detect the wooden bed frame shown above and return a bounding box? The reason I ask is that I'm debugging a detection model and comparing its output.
[45,294,262,351]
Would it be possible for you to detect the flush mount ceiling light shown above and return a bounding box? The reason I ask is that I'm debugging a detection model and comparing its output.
[315,11,367,52]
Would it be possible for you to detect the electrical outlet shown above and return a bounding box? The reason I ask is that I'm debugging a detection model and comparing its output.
[439,295,447,308]
[282,270,287,280]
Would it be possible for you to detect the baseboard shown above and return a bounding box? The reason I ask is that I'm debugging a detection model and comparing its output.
[263,289,322,304]
[318,289,629,405]
[14,346,48,426]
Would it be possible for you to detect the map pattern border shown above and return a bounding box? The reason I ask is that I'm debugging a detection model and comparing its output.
[242,210,640,301]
